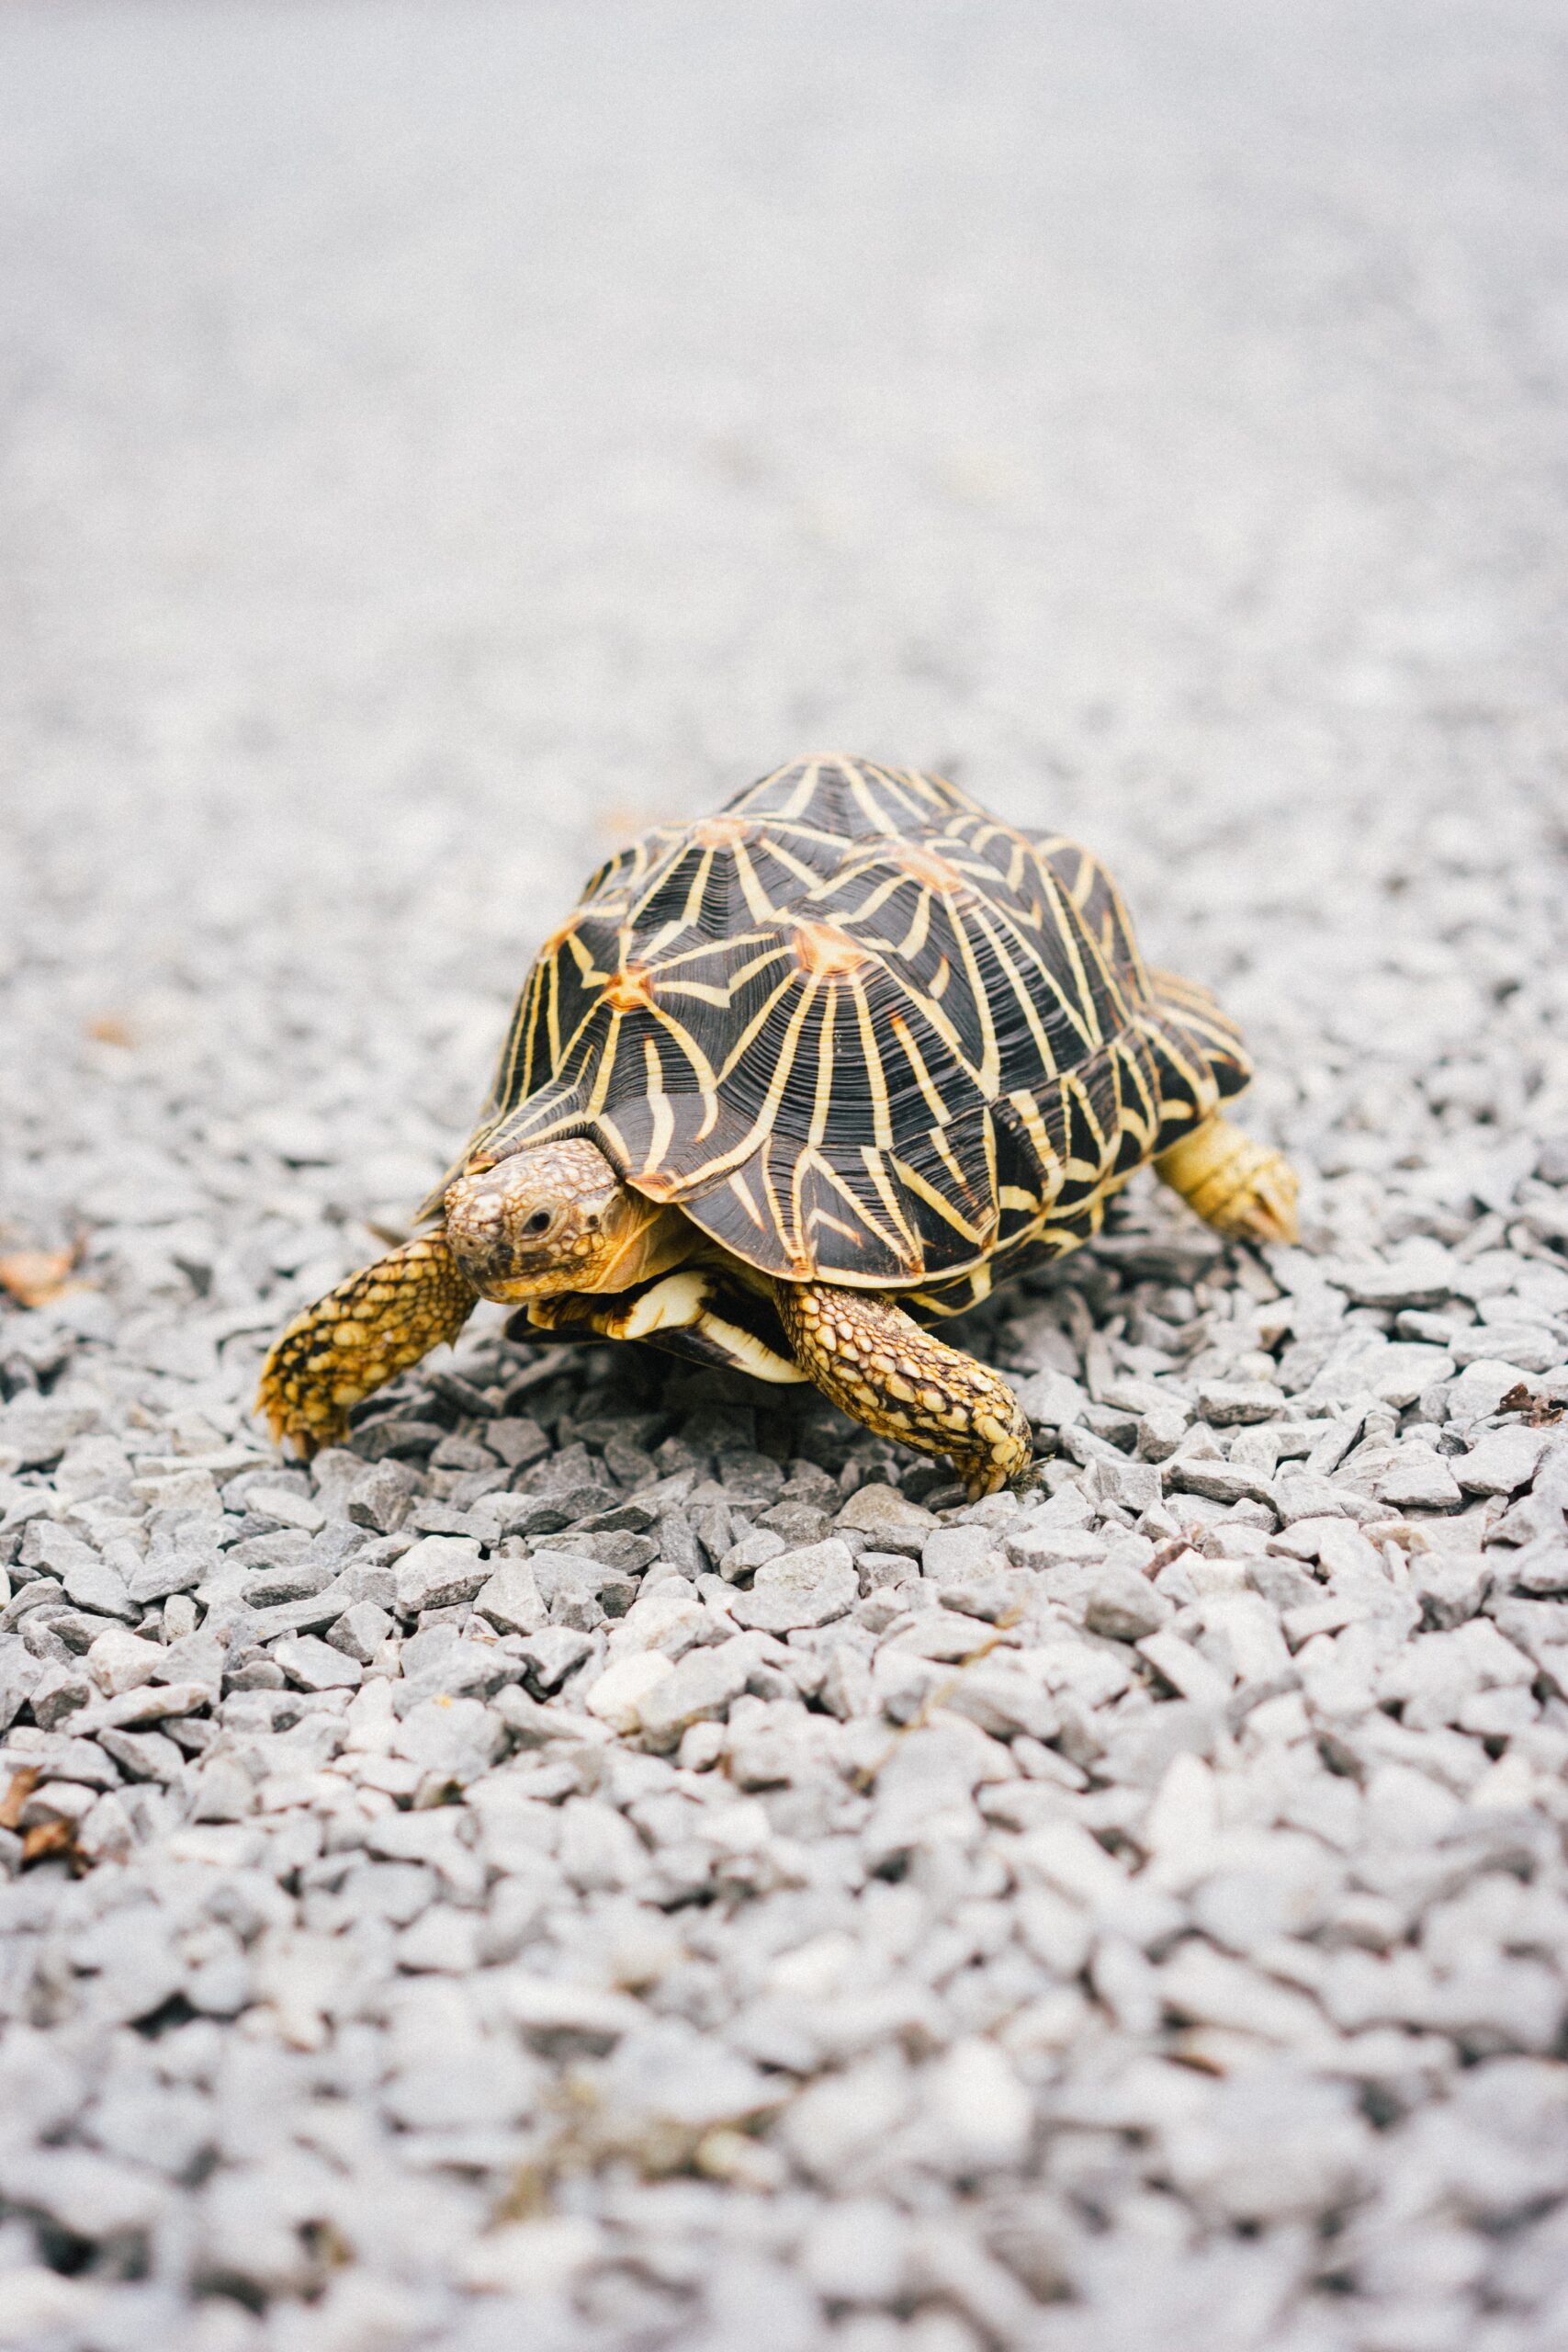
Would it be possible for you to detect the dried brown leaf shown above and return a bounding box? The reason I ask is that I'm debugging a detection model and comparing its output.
[1499,1382,1565,1428]
[0,1767,39,1829]
[20,1818,88,1872]
[0,1248,82,1309]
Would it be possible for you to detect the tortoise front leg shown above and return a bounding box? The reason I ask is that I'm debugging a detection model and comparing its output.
[257,1233,478,1455]
[775,1281,1032,1499]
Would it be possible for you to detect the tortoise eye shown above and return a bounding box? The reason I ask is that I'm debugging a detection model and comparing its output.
[523,1209,552,1238]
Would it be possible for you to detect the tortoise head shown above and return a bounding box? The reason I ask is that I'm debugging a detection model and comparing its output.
[443,1138,684,1301]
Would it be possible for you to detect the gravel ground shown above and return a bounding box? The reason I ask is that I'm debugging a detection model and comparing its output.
[5,4,1568,2347]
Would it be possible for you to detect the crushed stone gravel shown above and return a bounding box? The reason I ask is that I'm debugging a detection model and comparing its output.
[4,3,1568,2348]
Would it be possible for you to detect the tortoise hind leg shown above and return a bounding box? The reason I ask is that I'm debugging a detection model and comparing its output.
[776,1281,1031,1499]
[1155,1116,1299,1246]
[257,1233,478,1455]
[1141,971,1299,1247]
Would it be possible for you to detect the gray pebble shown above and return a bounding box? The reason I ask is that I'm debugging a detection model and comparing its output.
[1197,1379,1288,1425]
[393,1534,491,1616]
[271,1634,364,1690]
[325,1600,394,1662]
[1014,1369,1089,1429]
[728,1539,858,1633]
[921,1525,1001,1583]
[1375,1444,1464,1512]
[512,1625,597,1693]
[1453,1426,1550,1496]
[635,1635,763,1748]
[719,1526,788,1581]
[471,1556,547,1635]
[1083,1558,1174,1641]
[95,1725,186,1783]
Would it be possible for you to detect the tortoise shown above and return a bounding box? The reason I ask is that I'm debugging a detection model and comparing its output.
[258,755,1298,1496]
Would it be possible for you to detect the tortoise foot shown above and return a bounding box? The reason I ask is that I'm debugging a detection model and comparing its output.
[256,1234,477,1456]
[776,1280,1032,1498]
[1155,1116,1300,1248]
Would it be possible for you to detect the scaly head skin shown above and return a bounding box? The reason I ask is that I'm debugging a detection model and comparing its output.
[444,1137,688,1302]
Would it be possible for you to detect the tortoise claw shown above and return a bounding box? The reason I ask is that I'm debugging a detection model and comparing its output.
[256,1235,477,1456]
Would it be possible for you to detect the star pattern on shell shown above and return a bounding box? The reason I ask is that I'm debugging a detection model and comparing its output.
[441,756,1253,1306]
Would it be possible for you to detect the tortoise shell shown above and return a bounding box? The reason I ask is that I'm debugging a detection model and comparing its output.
[454,757,1249,1299]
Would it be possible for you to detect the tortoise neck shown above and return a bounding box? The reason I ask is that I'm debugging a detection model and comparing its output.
[589,1198,690,1293]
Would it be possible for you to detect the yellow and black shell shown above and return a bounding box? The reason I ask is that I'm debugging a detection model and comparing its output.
[458,757,1250,1312]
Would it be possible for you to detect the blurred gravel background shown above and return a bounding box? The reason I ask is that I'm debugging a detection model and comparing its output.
[4,5,1568,2348]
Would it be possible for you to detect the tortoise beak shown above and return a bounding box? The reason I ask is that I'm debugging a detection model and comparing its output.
[444,1164,552,1291]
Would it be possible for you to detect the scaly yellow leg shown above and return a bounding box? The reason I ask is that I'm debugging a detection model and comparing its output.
[1155,1115,1300,1246]
[776,1281,1032,1499]
[256,1234,477,1455]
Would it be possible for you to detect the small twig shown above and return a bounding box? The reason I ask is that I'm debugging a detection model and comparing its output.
[850,1602,1027,1792]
